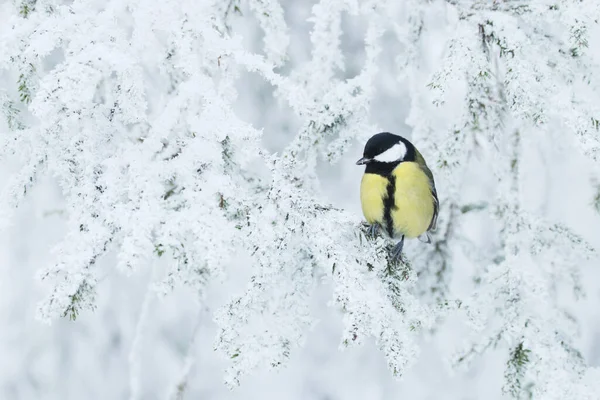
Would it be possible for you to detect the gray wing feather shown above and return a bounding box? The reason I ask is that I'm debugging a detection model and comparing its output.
[415,149,439,232]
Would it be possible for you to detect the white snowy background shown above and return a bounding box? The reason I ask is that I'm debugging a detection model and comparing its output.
[2,0,600,399]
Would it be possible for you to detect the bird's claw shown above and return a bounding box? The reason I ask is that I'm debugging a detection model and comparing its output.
[367,223,380,238]
[390,236,405,263]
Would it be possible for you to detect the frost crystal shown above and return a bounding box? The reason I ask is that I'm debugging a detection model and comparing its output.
[1,0,599,397]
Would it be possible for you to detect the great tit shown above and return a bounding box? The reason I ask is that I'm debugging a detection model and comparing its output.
[356,132,438,261]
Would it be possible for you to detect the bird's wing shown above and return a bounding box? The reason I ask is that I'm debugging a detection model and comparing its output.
[415,149,439,231]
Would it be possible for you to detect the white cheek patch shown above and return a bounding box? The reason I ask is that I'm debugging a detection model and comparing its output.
[374,142,407,162]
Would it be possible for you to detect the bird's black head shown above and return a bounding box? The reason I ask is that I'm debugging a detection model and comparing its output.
[356,132,415,175]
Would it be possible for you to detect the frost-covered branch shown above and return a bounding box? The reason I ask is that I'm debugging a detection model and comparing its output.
[0,0,437,388]
[1,0,599,397]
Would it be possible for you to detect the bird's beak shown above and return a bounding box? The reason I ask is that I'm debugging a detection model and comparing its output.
[356,157,371,165]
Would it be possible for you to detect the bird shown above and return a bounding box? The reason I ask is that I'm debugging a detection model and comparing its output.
[356,132,438,261]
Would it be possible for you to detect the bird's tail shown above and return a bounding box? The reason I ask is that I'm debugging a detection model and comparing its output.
[417,232,432,244]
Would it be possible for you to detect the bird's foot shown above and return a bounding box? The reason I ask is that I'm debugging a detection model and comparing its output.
[390,236,405,263]
[367,223,380,238]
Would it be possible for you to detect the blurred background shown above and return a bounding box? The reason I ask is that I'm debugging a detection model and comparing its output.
[2,0,600,399]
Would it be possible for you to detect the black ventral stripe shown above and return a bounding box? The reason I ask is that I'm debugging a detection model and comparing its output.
[383,174,396,237]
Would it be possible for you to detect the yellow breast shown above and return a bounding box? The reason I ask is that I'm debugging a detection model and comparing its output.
[390,162,434,238]
[360,173,388,225]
